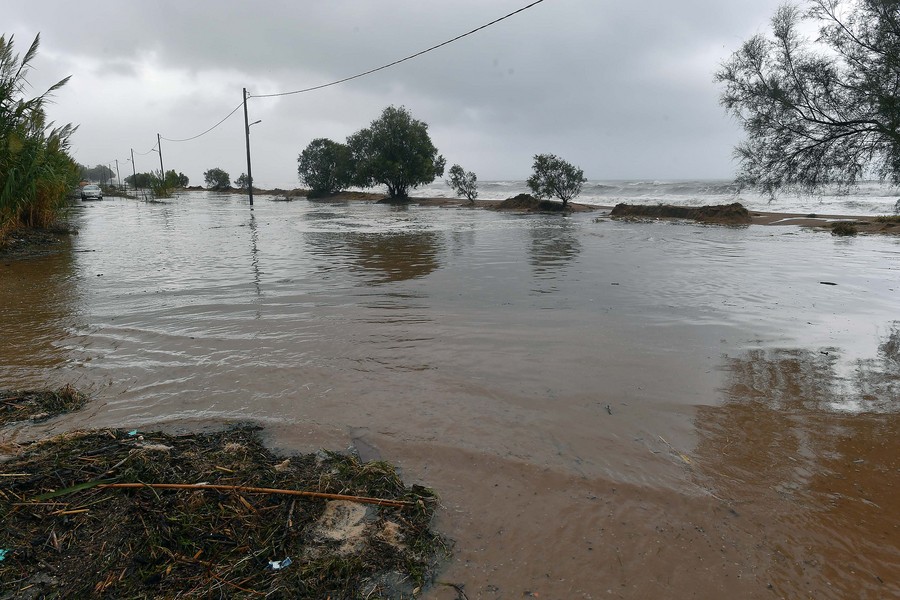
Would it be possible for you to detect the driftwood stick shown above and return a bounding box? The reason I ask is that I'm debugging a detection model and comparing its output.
[96,482,412,508]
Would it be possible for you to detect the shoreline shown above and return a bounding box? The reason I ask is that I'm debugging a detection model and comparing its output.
[3,193,897,262]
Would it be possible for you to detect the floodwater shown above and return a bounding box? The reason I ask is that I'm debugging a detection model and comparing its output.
[1,193,899,598]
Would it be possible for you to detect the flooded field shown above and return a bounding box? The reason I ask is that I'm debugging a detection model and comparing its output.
[2,193,899,598]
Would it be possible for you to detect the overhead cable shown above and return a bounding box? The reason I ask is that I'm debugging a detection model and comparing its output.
[249,0,546,99]
[160,102,244,143]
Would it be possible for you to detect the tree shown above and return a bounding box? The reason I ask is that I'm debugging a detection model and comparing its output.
[204,167,230,190]
[717,0,900,195]
[347,106,446,199]
[234,173,250,189]
[125,172,155,188]
[446,164,478,204]
[164,169,188,188]
[79,164,114,183]
[297,138,353,197]
[526,154,586,206]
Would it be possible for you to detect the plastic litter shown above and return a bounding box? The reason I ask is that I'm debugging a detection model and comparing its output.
[268,557,292,570]
[127,430,139,436]
[0,549,9,562]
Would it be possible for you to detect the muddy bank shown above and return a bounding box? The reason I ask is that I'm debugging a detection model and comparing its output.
[0,386,87,425]
[0,226,73,260]
[610,202,752,224]
[0,425,445,599]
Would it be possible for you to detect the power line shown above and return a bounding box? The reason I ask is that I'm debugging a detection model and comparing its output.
[160,101,244,143]
[249,0,546,99]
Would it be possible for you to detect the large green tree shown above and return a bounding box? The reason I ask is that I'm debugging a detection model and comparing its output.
[297,138,353,197]
[203,167,230,190]
[164,169,188,188]
[347,106,445,199]
[526,154,586,207]
[717,0,900,194]
[0,33,78,234]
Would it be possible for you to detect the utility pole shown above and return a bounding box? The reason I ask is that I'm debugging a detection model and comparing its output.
[115,159,121,190]
[243,88,254,207]
[130,148,137,193]
[156,133,165,178]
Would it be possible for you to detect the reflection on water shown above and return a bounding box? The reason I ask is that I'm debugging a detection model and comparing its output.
[342,231,443,283]
[527,217,581,288]
[694,325,900,599]
[0,244,77,386]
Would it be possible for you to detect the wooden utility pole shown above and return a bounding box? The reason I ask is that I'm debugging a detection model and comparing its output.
[243,88,254,206]
[156,133,165,177]
[130,148,137,192]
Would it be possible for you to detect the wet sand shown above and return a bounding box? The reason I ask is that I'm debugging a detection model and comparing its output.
[1,194,898,598]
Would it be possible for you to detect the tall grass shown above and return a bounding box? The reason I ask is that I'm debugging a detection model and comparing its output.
[0,33,79,241]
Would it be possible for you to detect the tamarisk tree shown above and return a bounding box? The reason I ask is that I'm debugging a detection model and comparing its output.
[717,0,900,195]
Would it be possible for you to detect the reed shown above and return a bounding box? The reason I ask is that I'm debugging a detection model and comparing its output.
[0,33,79,240]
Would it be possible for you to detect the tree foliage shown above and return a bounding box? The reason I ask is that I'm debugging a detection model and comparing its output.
[234,173,250,190]
[526,154,586,206]
[717,0,900,194]
[446,164,478,203]
[0,33,78,234]
[164,169,188,188]
[125,172,155,188]
[347,106,445,199]
[297,138,353,197]
[203,167,231,190]
[79,164,114,183]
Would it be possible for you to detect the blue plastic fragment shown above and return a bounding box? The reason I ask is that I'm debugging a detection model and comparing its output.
[268,556,292,570]
[0,549,9,561]
[127,430,138,436]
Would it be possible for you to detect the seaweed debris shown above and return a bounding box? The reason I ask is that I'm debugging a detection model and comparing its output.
[609,202,752,225]
[0,426,446,599]
[0,386,88,425]
[495,194,567,212]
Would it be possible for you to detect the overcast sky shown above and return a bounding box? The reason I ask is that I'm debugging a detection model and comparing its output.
[8,0,787,188]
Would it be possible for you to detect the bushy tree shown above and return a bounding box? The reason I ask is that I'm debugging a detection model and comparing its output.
[526,154,586,206]
[1,33,78,234]
[234,173,250,190]
[446,164,478,204]
[164,169,188,188]
[717,0,900,194]
[79,164,114,183]
[347,106,445,199]
[297,138,353,197]
[125,172,155,188]
[204,167,230,190]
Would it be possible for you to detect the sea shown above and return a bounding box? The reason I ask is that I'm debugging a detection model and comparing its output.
[407,178,900,216]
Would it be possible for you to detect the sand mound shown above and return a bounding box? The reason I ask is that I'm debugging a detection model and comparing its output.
[496,194,567,212]
[610,202,752,225]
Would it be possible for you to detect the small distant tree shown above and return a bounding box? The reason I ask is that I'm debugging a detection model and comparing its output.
[297,138,353,197]
[446,164,478,204]
[347,106,446,199]
[526,154,586,206]
[234,173,250,189]
[125,172,155,188]
[164,169,188,188]
[204,167,230,190]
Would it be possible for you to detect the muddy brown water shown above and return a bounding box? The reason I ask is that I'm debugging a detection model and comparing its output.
[1,193,899,598]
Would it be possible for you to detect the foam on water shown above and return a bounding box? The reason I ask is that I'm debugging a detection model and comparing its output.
[410,179,900,216]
